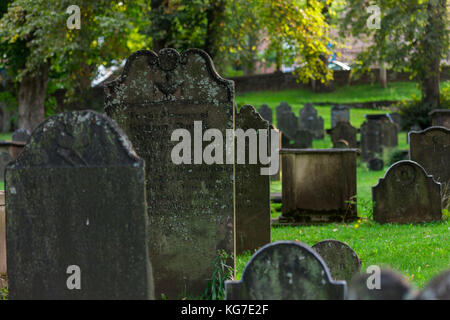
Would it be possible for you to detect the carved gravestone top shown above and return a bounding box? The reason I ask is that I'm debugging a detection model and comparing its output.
[329,121,357,148]
[12,128,31,143]
[331,105,350,128]
[104,48,235,299]
[416,270,450,300]
[5,110,152,299]
[347,268,416,300]
[312,240,361,282]
[236,105,271,255]
[299,103,324,139]
[409,126,450,186]
[225,241,346,300]
[258,104,273,125]
[372,160,442,224]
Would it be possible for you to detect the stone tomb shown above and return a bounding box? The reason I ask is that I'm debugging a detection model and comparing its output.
[258,104,273,125]
[279,149,358,224]
[5,111,152,299]
[105,49,234,299]
[225,241,346,300]
[299,103,324,139]
[331,105,350,128]
[372,160,442,224]
[328,121,357,148]
[312,239,361,282]
[235,105,271,255]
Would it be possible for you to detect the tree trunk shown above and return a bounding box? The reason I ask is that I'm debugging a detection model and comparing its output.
[18,64,49,131]
[379,62,387,89]
[151,0,169,52]
[204,0,226,59]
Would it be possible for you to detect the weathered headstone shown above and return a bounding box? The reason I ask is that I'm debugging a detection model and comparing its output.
[299,103,324,139]
[312,240,361,282]
[290,129,313,148]
[388,112,402,131]
[416,270,450,300]
[258,104,273,125]
[12,128,31,143]
[104,49,235,299]
[347,268,416,300]
[429,109,450,129]
[380,120,398,148]
[236,105,271,255]
[279,149,358,224]
[6,110,153,299]
[276,102,299,139]
[372,160,442,224]
[360,120,382,162]
[225,241,346,300]
[331,105,350,128]
[328,121,357,148]
[368,158,384,171]
[0,151,12,180]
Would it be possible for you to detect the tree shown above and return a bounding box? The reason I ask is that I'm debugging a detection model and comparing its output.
[0,0,150,131]
[341,0,449,108]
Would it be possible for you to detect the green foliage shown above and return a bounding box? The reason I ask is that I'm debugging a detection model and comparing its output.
[0,286,7,300]
[387,149,408,167]
[398,95,432,130]
[201,250,233,300]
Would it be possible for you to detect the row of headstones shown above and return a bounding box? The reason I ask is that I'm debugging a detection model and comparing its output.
[226,240,449,300]
[4,49,273,299]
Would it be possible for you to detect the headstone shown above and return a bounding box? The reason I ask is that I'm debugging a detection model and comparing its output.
[290,129,313,148]
[0,151,12,181]
[429,109,450,129]
[372,160,442,224]
[104,49,235,299]
[299,103,324,139]
[312,240,361,282]
[12,128,31,143]
[360,120,382,162]
[329,121,357,148]
[380,120,398,148]
[388,112,402,131]
[225,241,346,300]
[368,158,384,171]
[276,102,299,139]
[416,270,450,300]
[279,149,358,224]
[236,105,271,255]
[258,104,273,125]
[407,124,421,144]
[331,105,350,128]
[347,268,415,300]
[5,110,153,299]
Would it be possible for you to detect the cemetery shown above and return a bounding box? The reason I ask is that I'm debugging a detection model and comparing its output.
[0,1,448,303]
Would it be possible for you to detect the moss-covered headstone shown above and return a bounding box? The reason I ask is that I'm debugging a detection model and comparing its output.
[299,103,324,139]
[104,49,235,299]
[6,111,152,299]
[235,105,270,255]
[225,241,346,300]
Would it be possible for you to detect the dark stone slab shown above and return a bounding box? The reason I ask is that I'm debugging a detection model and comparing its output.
[5,110,153,299]
[225,241,346,300]
[299,103,324,139]
[328,121,357,148]
[290,129,313,148]
[347,268,415,300]
[236,105,271,255]
[312,240,361,282]
[276,102,298,139]
[372,160,442,224]
[258,104,273,125]
[279,149,358,224]
[368,158,384,171]
[416,270,450,300]
[360,120,382,162]
[429,109,450,129]
[380,121,398,148]
[0,151,12,180]
[331,105,350,128]
[12,128,31,143]
[104,49,235,299]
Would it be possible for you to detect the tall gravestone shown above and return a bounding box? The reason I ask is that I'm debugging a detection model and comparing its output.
[380,120,398,148]
[276,102,298,140]
[104,49,235,299]
[328,121,357,148]
[290,129,313,148]
[312,240,361,282]
[360,120,382,162]
[299,103,324,139]
[258,104,273,125]
[331,105,350,128]
[372,160,442,224]
[236,105,271,255]
[5,110,153,299]
[225,241,346,300]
